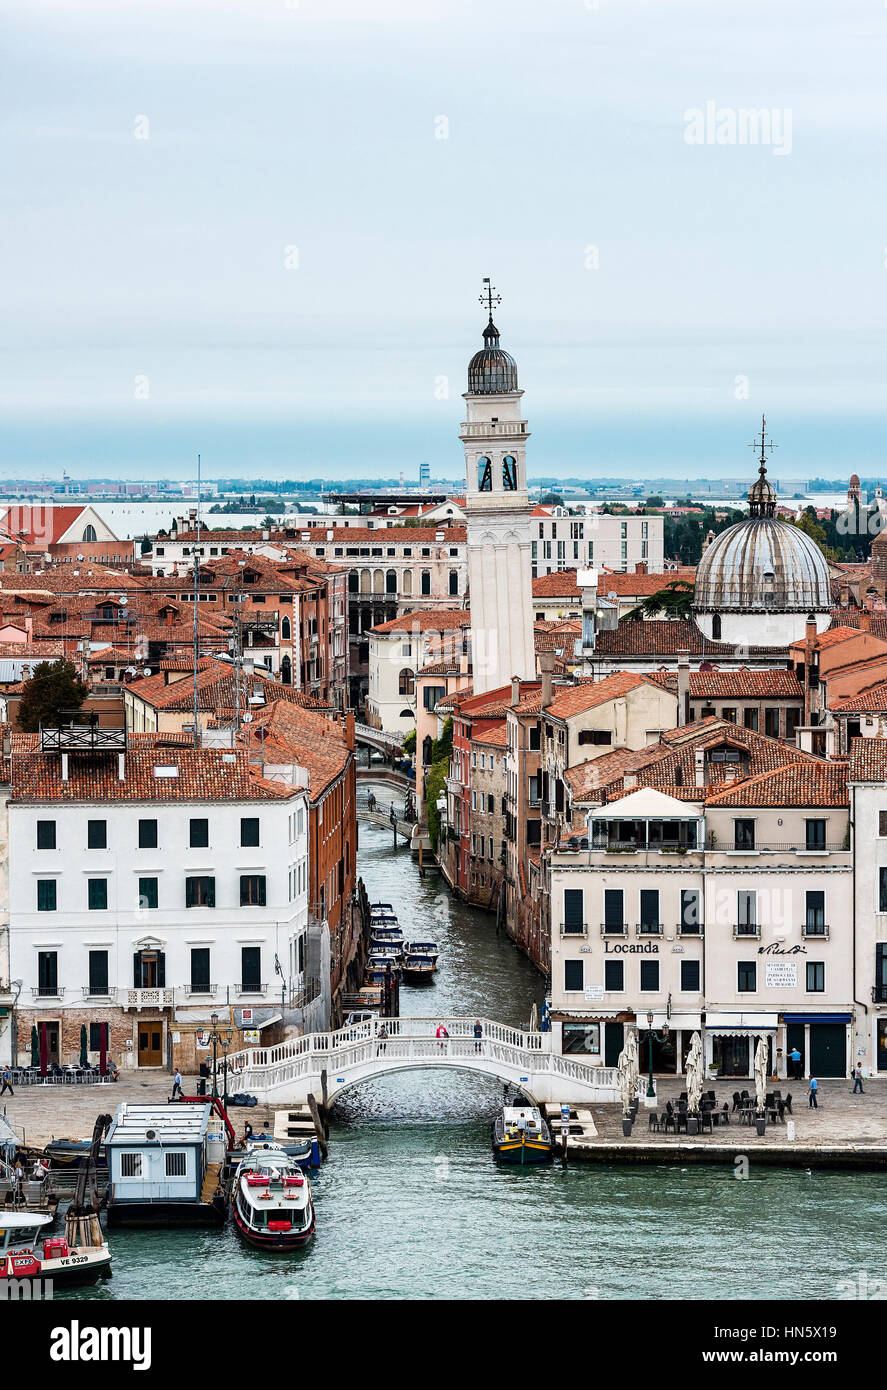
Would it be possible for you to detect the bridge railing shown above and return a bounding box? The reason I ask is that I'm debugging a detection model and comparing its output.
[226,1030,616,1099]
[225,1016,544,1076]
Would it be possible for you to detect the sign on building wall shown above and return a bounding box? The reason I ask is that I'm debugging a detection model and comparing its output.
[765,962,798,989]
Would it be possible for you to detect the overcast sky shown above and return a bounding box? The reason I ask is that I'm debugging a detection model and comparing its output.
[2,0,886,482]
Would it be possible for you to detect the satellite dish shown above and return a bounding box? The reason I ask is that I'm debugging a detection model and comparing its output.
[142,668,151,677]
[146,1129,156,1140]
[243,712,253,723]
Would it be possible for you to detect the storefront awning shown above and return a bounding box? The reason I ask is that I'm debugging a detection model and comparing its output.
[705,1012,779,1031]
[636,1012,702,1031]
[782,1013,852,1025]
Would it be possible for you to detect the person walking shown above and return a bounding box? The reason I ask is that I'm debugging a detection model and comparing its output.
[852,1064,865,1095]
[787,1047,802,1081]
[171,1068,183,1100]
[377,1023,388,1056]
[473,1020,483,1053]
[0,1066,13,1097]
[808,1076,819,1108]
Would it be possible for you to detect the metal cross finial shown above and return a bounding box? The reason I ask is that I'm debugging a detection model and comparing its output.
[749,413,777,473]
[479,277,501,321]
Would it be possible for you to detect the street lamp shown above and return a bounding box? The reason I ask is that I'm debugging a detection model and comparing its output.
[220,1028,233,1110]
[644,1010,670,1099]
[210,1011,219,1100]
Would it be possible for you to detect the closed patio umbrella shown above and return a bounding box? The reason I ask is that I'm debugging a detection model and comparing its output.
[38,1022,48,1076]
[754,1036,769,1116]
[686,1032,703,1116]
[79,1024,88,1068]
[30,1025,39,1067]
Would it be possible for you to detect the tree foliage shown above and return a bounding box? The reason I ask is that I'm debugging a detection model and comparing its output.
[18,660,88,732]
[626,579,695,622]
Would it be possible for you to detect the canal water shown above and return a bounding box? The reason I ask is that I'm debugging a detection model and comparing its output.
[67,815,887,1301]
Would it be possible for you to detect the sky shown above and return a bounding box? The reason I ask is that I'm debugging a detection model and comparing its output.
[2,0,886,483]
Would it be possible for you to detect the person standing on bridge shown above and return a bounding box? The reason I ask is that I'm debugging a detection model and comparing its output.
[473,1020,483,1053]
[436,1022,449,1050]
[377,1023,389,1056]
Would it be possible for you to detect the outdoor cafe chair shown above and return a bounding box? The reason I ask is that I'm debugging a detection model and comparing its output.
[783,1093,793,1114]
[731,1091,742,1112]
[648,1112,662,1132]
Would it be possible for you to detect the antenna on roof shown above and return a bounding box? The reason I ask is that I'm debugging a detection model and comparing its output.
[192,453,201,749]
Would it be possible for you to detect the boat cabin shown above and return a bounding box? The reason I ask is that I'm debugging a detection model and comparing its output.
[0,1211,51,1255]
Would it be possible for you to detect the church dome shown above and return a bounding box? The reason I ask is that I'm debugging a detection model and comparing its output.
[467,318,518,394]
[694,451,831,615]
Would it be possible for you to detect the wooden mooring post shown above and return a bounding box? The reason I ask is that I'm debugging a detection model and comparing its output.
[306,1092,329,1161]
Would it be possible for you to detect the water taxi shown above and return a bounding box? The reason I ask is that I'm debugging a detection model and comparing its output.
[491,1106,553,1165]
[401,943,439,982]
[232,1143,315,1250]
[0,1211,112,1286]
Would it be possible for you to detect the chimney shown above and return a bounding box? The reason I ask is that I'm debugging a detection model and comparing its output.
[343,710,355,751]
[723,763,739,785]
[636,560,647,575]
[538,650,555,708]
[694,747,705,788]
[859,610,871,632]
[839,581,850,608]
[677,650,690,725]
[806,614,818,645]
[623,773,638,790]
[511,675,520,706]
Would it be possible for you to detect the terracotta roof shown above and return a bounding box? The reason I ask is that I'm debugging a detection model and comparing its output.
[596,568,696,597]
[242,700,351,802]
[789,625,864,653]
[532,569,581,599]
[370,609,469,635]
[534,620,581,653]
[125,659,327,714]
[849,738,887,782]
[564,717,825,806]
[9,743,296,804]
[594,619,779,659]
[418,660,463,676]
[704,761,848,809]
[647,669,804,699]
[545,671,663,720]
[1,506,98,546]
[831,680,887,713]
[472,721,508,748]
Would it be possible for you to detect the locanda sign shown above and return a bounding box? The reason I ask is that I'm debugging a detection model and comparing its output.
[604,942,659,954]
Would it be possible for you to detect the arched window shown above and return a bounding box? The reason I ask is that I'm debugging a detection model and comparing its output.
[372,569,384,594]
[402,569,412,596]
[477,456,493,492]
[82,524,97,542]
[712,613,722,640]
[281,616,291,640]
[399,668,415,696]
[385,570,397,594]
[502,456,517,490]
[422,735,434,766]
[280,655,292,685]
[399,709,414,720]
[359,569,370,593]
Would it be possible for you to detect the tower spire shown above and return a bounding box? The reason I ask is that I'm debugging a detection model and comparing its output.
[749,413,777,478]
[479,276,501,324]
[747,415,777,517]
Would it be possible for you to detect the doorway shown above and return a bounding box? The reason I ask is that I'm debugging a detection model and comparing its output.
[138,1023,163,1068]
[809,1024,846,1078]
[40,1021,60,1065]
[877,1019,887,1073]
[712,1034,750,1077]
[604,1021,624,1068]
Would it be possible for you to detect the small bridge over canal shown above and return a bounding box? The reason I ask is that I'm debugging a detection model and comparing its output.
[354,722,405,758]
[225,1017,620,1107]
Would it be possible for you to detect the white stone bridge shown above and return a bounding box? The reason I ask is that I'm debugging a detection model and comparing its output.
[353,722,405,757]
[225,1016,620,1106]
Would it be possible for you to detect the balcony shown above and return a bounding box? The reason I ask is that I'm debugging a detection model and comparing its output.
[560,923,588,938]
[601,922,628,937]
[711,837,845,856]
[635,923,664,938]
[733,924,760,940]
[459,420,528,438]
[802,923,830,939]
[81,986,118,1001]
[31,986,64,999]
[123,987,174,1010]
[40,720,127,753]
[236,982,268,996]
[186,983,218,997]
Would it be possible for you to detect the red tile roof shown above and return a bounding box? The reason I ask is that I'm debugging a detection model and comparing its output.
[370,609,469,634]
[849,738,887,782]
[704,760,848,809]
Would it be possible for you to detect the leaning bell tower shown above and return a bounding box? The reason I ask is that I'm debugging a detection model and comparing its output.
[461,280,536,695]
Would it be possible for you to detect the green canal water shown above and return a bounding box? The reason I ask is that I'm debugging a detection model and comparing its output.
[65,816,887,1301]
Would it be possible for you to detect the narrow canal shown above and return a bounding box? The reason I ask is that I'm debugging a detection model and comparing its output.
[71,814,887,1301]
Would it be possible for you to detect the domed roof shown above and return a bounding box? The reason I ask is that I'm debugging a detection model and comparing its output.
[694,515,831,614]
[467,318,518,394]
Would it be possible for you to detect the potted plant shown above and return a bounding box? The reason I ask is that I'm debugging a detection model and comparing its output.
[755,1113,766,1137]
[622,1115,633,1137]
[687,1115,699,1135]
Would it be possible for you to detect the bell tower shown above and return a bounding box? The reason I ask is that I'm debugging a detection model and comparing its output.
[461,280,536,694]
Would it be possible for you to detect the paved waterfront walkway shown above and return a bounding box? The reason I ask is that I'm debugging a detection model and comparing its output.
[3,1071,886,1155]
[589,1077,887,1151]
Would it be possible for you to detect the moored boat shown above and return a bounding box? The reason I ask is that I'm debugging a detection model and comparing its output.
[0,1211,111,1287]
[232,1143,315,1250]
[401,946,438,982]
[491,1106,553,1165]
